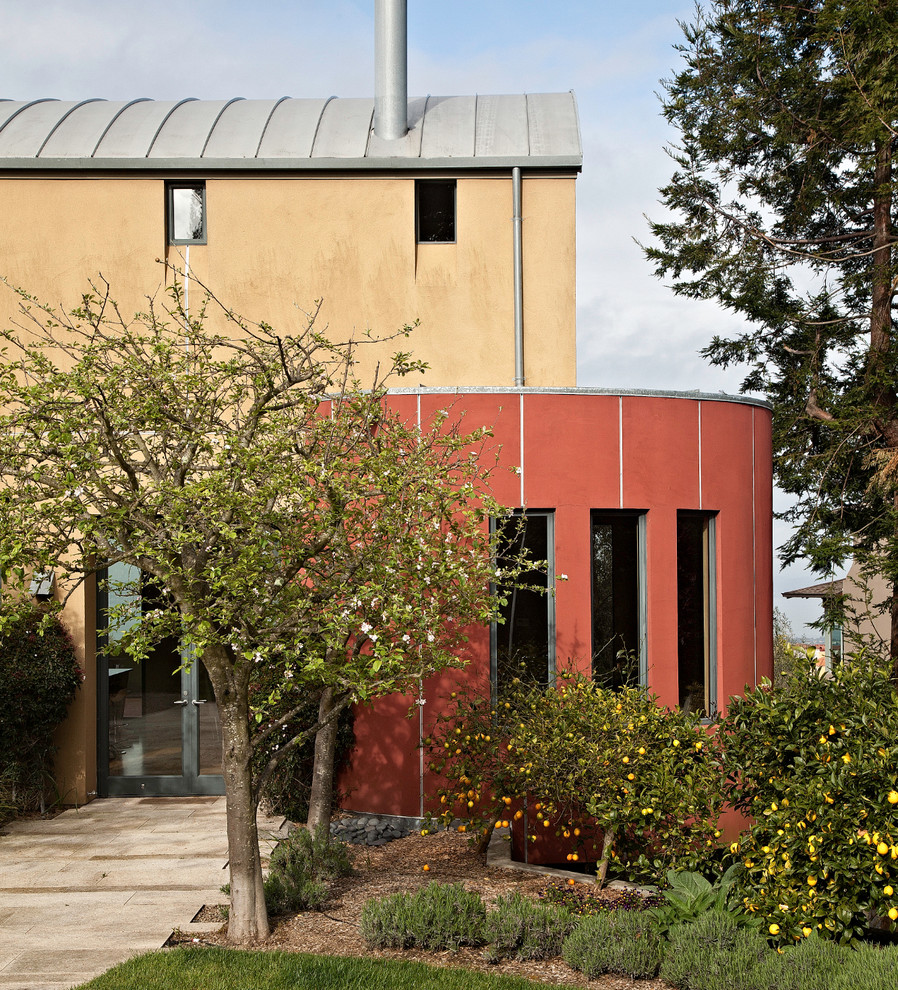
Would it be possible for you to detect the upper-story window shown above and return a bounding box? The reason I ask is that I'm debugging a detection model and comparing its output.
[167,182,206,245]
[416,180,456,243]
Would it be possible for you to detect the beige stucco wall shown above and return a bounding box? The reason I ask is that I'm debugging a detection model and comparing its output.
[843,562,891,659]
[0,173,576,388]
[0,168,577,800]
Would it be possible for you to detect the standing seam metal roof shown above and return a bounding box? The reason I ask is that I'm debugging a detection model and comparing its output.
[0,93,581,169]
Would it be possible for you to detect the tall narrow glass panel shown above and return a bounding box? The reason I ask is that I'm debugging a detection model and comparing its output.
[492,512,554,689]
[591,511,642,688]
[104,564,183,777]
[677,511,716,716]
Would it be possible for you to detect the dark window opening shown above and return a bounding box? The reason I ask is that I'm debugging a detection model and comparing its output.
[591,511,643,689]
[416,180,456,243]
[677,511,716,717]
[492,511,553,691]
[167,182,206,245]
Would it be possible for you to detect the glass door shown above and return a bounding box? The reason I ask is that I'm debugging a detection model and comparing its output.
[97,563,225,797]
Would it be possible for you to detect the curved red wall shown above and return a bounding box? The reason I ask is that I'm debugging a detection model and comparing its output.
[338,388,773,820]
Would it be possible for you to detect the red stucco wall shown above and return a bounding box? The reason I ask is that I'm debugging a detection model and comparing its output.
[338,388,773,821]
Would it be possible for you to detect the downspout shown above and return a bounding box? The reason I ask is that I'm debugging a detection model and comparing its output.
[513,166,524,386]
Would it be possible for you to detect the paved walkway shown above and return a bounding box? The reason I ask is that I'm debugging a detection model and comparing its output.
[0,797,286,990]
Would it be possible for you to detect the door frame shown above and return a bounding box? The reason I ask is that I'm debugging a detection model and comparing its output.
[96,564,225,798]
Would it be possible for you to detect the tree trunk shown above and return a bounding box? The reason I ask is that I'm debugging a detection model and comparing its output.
[207,650,270,942]
[306,685,340,832]
[595,826,616,889]
[869,140,897,676]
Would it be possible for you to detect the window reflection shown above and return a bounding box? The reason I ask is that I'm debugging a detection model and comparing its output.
[168,184,206,244]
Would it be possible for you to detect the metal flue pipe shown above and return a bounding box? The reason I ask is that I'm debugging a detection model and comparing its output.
[374,0,408,140]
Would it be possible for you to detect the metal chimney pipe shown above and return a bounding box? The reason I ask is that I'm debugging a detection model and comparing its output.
[374,0,408,140]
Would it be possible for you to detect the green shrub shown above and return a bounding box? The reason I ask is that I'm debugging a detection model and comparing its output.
[746,933,848,990]
[263,825,353,914]
[484,892,576,960]
[658,910,769,990]
[720,656,898,944]
[0,602,81,816]
[647,865,756,936]
[538,880,663,916]
[831,943,898,990]
[426,667,725,884]
[562,908,665,979]
[360,882,487,950]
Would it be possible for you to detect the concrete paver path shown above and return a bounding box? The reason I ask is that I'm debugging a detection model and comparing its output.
[0,797,286,990]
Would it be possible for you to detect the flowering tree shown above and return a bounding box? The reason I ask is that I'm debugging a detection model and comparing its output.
[0,277,512,942]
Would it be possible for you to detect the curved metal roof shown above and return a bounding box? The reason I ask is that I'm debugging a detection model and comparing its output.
[0,93,581,170]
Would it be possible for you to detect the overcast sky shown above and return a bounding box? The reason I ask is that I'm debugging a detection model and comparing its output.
[0,0,827,638]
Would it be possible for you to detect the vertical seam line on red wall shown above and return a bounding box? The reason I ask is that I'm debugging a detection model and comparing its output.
[698,401,703,510]
[520,392,525,506]
[417,393,425,817]
[618,395,623,508]
[752,407,757,686]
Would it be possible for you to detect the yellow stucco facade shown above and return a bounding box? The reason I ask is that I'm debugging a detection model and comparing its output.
[1,173,576,389]
[1,167,577,803]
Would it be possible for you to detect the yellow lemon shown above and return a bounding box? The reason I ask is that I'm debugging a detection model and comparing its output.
[807,876,817,886]
[878,842,890,856]
[890,908,898,922]
[884,885,893,896]
[769,923,780,935]
[802,927,812,937]
[422,864,430,871]
[888,790,898,805]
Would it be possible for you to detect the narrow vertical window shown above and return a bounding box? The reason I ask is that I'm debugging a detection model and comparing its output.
[491,510,554,691]
[591,511,646,688]
[416,179,456,243]
[167,182,206,244]
[677,511,717,717]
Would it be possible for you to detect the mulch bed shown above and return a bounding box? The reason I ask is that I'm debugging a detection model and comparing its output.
[172,829,673,990]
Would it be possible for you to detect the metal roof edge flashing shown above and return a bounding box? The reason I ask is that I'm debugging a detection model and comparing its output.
[0,155,582,172]
[384,385,772,410]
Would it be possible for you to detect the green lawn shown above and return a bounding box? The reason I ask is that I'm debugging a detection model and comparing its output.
[73,947,572,990]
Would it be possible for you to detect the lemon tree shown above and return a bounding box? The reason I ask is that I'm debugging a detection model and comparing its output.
[426,670,724,885]
[721,656,898,944]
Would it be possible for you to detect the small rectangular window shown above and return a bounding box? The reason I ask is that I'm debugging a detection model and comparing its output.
[677,511,717,717]
[591,511,646,688]
[491,510,555,691]
[416,180,456,243]
[167,182,206,244]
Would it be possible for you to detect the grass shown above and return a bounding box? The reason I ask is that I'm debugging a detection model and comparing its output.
[72,947,572,990]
